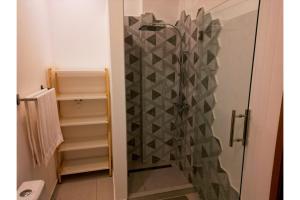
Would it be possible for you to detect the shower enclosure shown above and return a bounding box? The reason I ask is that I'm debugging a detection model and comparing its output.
[124,0,261,199]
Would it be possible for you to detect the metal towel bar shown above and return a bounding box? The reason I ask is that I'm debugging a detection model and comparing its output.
[17,85,49,106]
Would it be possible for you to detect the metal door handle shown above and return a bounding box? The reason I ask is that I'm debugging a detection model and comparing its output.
[229,109,250,147]
[229,110,236,147]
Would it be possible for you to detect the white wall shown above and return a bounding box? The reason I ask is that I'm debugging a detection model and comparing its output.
[143,0,180,24]
[107,0,128,199]
[241,0,283,198]
[17,0,56,199]
[48,0,110,68]
[124,0,143,16]
[124,0,258,24]
[124,0,180,24]
[178,0,258,20]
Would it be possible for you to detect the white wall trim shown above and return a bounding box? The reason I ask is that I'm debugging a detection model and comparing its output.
[107,0,128,199]
[241,0,283,199]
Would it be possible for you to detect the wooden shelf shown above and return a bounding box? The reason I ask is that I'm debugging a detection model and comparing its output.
[60,116,108,127]
[60,157,109,175]
[55,68,105,77]
[49,67,112,181]
[56,93,107,101]
[59,139,108,152]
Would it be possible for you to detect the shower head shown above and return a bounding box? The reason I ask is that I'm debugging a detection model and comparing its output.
[139,23,166,32]
[138,22,183,42]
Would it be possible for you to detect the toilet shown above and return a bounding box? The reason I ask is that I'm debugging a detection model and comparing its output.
[17,180,45,200]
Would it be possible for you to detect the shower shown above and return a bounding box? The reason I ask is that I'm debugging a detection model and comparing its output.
[125,2,261,198]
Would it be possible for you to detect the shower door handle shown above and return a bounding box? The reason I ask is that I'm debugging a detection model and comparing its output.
[229,109,250,147]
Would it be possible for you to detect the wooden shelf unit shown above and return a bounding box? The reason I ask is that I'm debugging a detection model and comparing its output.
[47,67,112,182]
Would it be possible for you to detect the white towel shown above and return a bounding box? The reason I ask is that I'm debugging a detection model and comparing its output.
[25,88,64,167]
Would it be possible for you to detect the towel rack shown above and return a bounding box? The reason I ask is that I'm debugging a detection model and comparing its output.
[17,85,49,106]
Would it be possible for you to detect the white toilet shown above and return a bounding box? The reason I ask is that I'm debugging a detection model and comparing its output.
[17,180,45,200]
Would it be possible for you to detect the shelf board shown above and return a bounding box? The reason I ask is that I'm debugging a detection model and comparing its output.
[59,139,108,152]
[60,116,108,127]
[60,157,109,176]
[56,93,107,101]
[55,68,105,77]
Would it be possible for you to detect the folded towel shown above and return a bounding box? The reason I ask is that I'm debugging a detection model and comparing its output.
[25,88,64,166]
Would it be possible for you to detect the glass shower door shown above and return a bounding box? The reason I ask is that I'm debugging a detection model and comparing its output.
[124,0,261,199]
[176,1,261,199]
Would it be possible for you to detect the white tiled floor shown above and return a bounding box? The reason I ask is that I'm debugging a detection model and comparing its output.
[51,167,199,200]
[51,171,113,200]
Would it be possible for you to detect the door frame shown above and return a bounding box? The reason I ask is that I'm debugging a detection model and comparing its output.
[240,0,283,199]
[269,99,283,200]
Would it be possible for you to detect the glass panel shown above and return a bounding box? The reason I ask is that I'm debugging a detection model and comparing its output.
[124,0,260,199]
